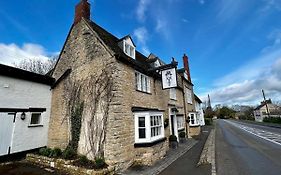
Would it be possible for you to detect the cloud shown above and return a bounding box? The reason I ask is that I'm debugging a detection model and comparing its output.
[0,10,32,41]
[0,43,52,66]
[181,18,189,23]
[199,28,281,106]
[199,50,281,105]
[199,0,205,5]
[216,0,246,23]
[136,0,151,22]
[261,0,281,12]
[133,27,150,55]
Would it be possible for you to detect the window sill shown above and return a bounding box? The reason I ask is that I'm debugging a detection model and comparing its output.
[178,128,185,131]
[170,98,177,101]
[136,89,152,95]
[189,124,200,128]
[28,125,44,128]
[134,137,166,148]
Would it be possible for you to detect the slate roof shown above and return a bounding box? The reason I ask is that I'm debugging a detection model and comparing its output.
[85,20,155,75]
[0,63,55,85]
[194,94,202,103]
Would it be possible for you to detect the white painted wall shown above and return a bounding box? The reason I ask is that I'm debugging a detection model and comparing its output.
[195,100,205,126]
[0,75,52,154]
[254,104,280,122]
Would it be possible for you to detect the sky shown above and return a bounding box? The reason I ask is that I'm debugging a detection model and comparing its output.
[1,0,281,107]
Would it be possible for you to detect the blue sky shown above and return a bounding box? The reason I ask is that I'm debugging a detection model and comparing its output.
[1,0,281,106]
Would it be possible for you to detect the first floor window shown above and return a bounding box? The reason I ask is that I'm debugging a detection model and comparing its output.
[30,113,42,125]
[134,112,164,143]
[135,71,151,93]
[185,87,193,104]
[170,88,177,100]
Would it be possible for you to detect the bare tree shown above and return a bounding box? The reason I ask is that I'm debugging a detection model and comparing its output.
[13,56,57,75]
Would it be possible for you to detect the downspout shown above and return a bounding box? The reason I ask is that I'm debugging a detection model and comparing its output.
[182,77,190,138]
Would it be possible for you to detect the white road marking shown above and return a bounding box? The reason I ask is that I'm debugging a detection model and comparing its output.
[224,120,281,146]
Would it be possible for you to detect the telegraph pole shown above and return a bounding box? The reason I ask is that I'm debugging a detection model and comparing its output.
[262,89,270,118]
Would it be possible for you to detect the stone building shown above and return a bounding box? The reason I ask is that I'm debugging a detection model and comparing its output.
[48,0,198,171]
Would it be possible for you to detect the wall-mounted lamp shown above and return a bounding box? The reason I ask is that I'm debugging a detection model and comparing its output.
[21,112,26,120]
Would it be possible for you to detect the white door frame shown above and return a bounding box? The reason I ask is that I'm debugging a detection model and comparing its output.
[169,108,179,141]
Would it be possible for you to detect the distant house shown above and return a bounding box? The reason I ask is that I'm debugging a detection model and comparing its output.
[254,100,281,122]
[0,64,54,156]
[194,94,205,126]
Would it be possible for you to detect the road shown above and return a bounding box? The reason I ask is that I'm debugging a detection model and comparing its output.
[216,119,281,175]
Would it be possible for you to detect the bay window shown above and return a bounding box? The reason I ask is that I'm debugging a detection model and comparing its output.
[134,112,164,144]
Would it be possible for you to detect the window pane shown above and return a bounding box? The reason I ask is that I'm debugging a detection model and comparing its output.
[139,117,145,127]
[139,128,146,138]
[135,72,138,89]
[30,113,41,125]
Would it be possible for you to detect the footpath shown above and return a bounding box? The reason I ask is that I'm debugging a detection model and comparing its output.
[124,125,214,175]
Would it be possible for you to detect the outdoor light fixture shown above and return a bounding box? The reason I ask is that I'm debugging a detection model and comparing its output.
[21,112,26,120]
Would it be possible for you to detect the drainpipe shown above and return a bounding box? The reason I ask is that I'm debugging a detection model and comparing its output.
[182,77,190,138]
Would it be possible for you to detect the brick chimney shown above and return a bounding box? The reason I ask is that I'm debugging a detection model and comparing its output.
[74,0,91,25]
[183,54,191,82]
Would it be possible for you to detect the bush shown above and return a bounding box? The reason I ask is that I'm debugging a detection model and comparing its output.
[39,147,52,157]
[263,117,281,124]
[50,148,62,158]
[79,155,90,164]
[205,118,213,125]
[95,157,106,169]
[169,135,177,142]
[62,147,77,160]
[179,132,186,138]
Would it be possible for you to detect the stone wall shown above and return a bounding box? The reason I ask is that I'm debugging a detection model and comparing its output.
[189,126,201,136]
[134,141,168,165]
[26,154,115,175]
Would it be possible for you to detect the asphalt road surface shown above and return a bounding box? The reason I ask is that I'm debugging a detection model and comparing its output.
[216,119,281,175]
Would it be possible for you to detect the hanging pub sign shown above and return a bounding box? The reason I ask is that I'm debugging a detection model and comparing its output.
[161,68,178,89]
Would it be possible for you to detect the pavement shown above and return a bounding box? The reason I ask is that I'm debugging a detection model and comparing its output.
[216,119,281,175]
[0,126,213,175]
[159,126,212,175]
[123,138,198,175]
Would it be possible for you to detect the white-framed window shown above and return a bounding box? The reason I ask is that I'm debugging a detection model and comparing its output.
[170,88,177,100]
[177,115,184,130]
[185,87,193,104]
[135,71,151,93]
[134,112,164,144]
[189,113,199,126]
[29,113,42,126]
[124,41,135,59]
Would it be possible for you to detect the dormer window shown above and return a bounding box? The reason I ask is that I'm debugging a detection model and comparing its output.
[118,35,136,59]
[124,41,135,58]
